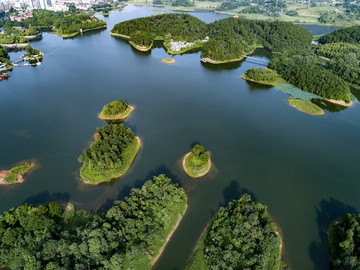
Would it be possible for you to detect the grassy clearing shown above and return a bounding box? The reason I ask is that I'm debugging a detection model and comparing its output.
[287,98,325,115]
[99,105,134,121]
[162,58,175,64]
[80,137,141,185]
[183,152,211,178]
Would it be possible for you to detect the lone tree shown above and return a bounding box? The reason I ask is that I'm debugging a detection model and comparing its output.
[192,144,205,157]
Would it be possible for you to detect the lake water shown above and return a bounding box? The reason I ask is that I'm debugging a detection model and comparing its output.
[1,6,360,270]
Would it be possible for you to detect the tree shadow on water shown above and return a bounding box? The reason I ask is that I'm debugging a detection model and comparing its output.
[22,191,70,205]
[144,164,182,186]
[222,180,257,206]
[309,197,357,270]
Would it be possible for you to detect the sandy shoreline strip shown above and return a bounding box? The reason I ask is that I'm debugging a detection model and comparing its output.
[326,99,354,107]
[182,152,212,178]
[98,105,134,121]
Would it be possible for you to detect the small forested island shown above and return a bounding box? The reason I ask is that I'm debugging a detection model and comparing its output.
[98,99,134,121]
[241,67,285,86]
[327,213,360,269]
[54,14,107,38]
[0,175,188,269]
[287,99,325,116]
[0,161,36,184]
[182,144,211,178]
[78,123,140,184]
[111,14,208,54]
[187,194,284,270]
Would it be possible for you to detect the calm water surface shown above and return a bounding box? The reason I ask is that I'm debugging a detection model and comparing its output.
[1,6,359,270]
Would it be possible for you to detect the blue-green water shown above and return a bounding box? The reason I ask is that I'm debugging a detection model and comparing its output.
[1,6,360,270]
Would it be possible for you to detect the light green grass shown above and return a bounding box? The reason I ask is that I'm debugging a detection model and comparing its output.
[162,58,175,63]
[241,73,286,87]
[287,98,325,115]
[80,137,141,185]
[99,105,134,121]
[183,152,211,178]
[3,161,36,184]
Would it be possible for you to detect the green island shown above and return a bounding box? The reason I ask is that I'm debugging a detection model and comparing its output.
[162,58,175,64]
[110,14,208,54]
[78,123,141,185]
[54,15,107,38]
[182,144,211,178]
[287,99,325,116]
[98,99,134,121]
[241,67,285,86]
[0,161,36,184]
[327,213,360,269]
[187,194,284,270]
[0,175,188,269]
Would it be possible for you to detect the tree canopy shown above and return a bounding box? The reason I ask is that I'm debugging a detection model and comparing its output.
[187,194,284,270]
[0,175,187,270]
[319,25,360,44]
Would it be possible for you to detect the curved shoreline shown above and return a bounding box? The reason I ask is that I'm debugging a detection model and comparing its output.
[182,152,212,178]
[0,162,37,185]
[152,205,188,265]
[201,57,244,64]
[325,98,354,107]
[60,25,107,38]
[241,74,285,87]
[98,105,134,121]
[110,32,130,39]
[128,41,153,52]
[80,136,141,185]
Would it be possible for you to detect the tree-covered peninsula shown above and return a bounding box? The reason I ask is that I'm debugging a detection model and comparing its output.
[0,175,187,270]
[201,18,312,63]
[319,25,360,45]
[327,213,360,270]
[111,13,208,53]
[99,99,134,121]
[241,67,285,86]
[182,144,211,178]
[54,15,107,38]
[187,194,284,270]
[0,161,36,184]
[78,123,140,184]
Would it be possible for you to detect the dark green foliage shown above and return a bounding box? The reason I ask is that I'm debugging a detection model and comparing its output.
[285,10,299,16]
[245,67,278,82]
[102,99,128,116]
[78,123,135,171]
[215,1,250,11]
[0,175,187,269]
[111,13,208,42]
[0,46,8,58]
[92,3,112,11]
[328,213,360,270]
[319,25,360,44]
[3,162,35,184]
[54,15,106,35]
[171,0,195,7]
[189,195,283,269]
[269,55,351,101]
[130,30,154,47]
[325,53,360,87]
[317,42,360,59]
[202,18,312,61]
[0,35,27,44]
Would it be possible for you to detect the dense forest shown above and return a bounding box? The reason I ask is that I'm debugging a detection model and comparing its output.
[328,213,360,270]
[269,55,351,102]
[0,175,187,269]
[78,123,139,183]
[187,194,283,269]
[319,25,360,44]
[244,67,278,83]
[202,18,312,61]
[111,13,208,45]
[101,99,128,116]
[54,15,106,36]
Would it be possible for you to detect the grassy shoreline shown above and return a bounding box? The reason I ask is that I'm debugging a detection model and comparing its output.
[182,152,211,178]
[241,73,286,87]
[287,99,325,115]
[98,105,134,121]
[80,136,141,185]
[59,25,107,38]
[0,161,37,184]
